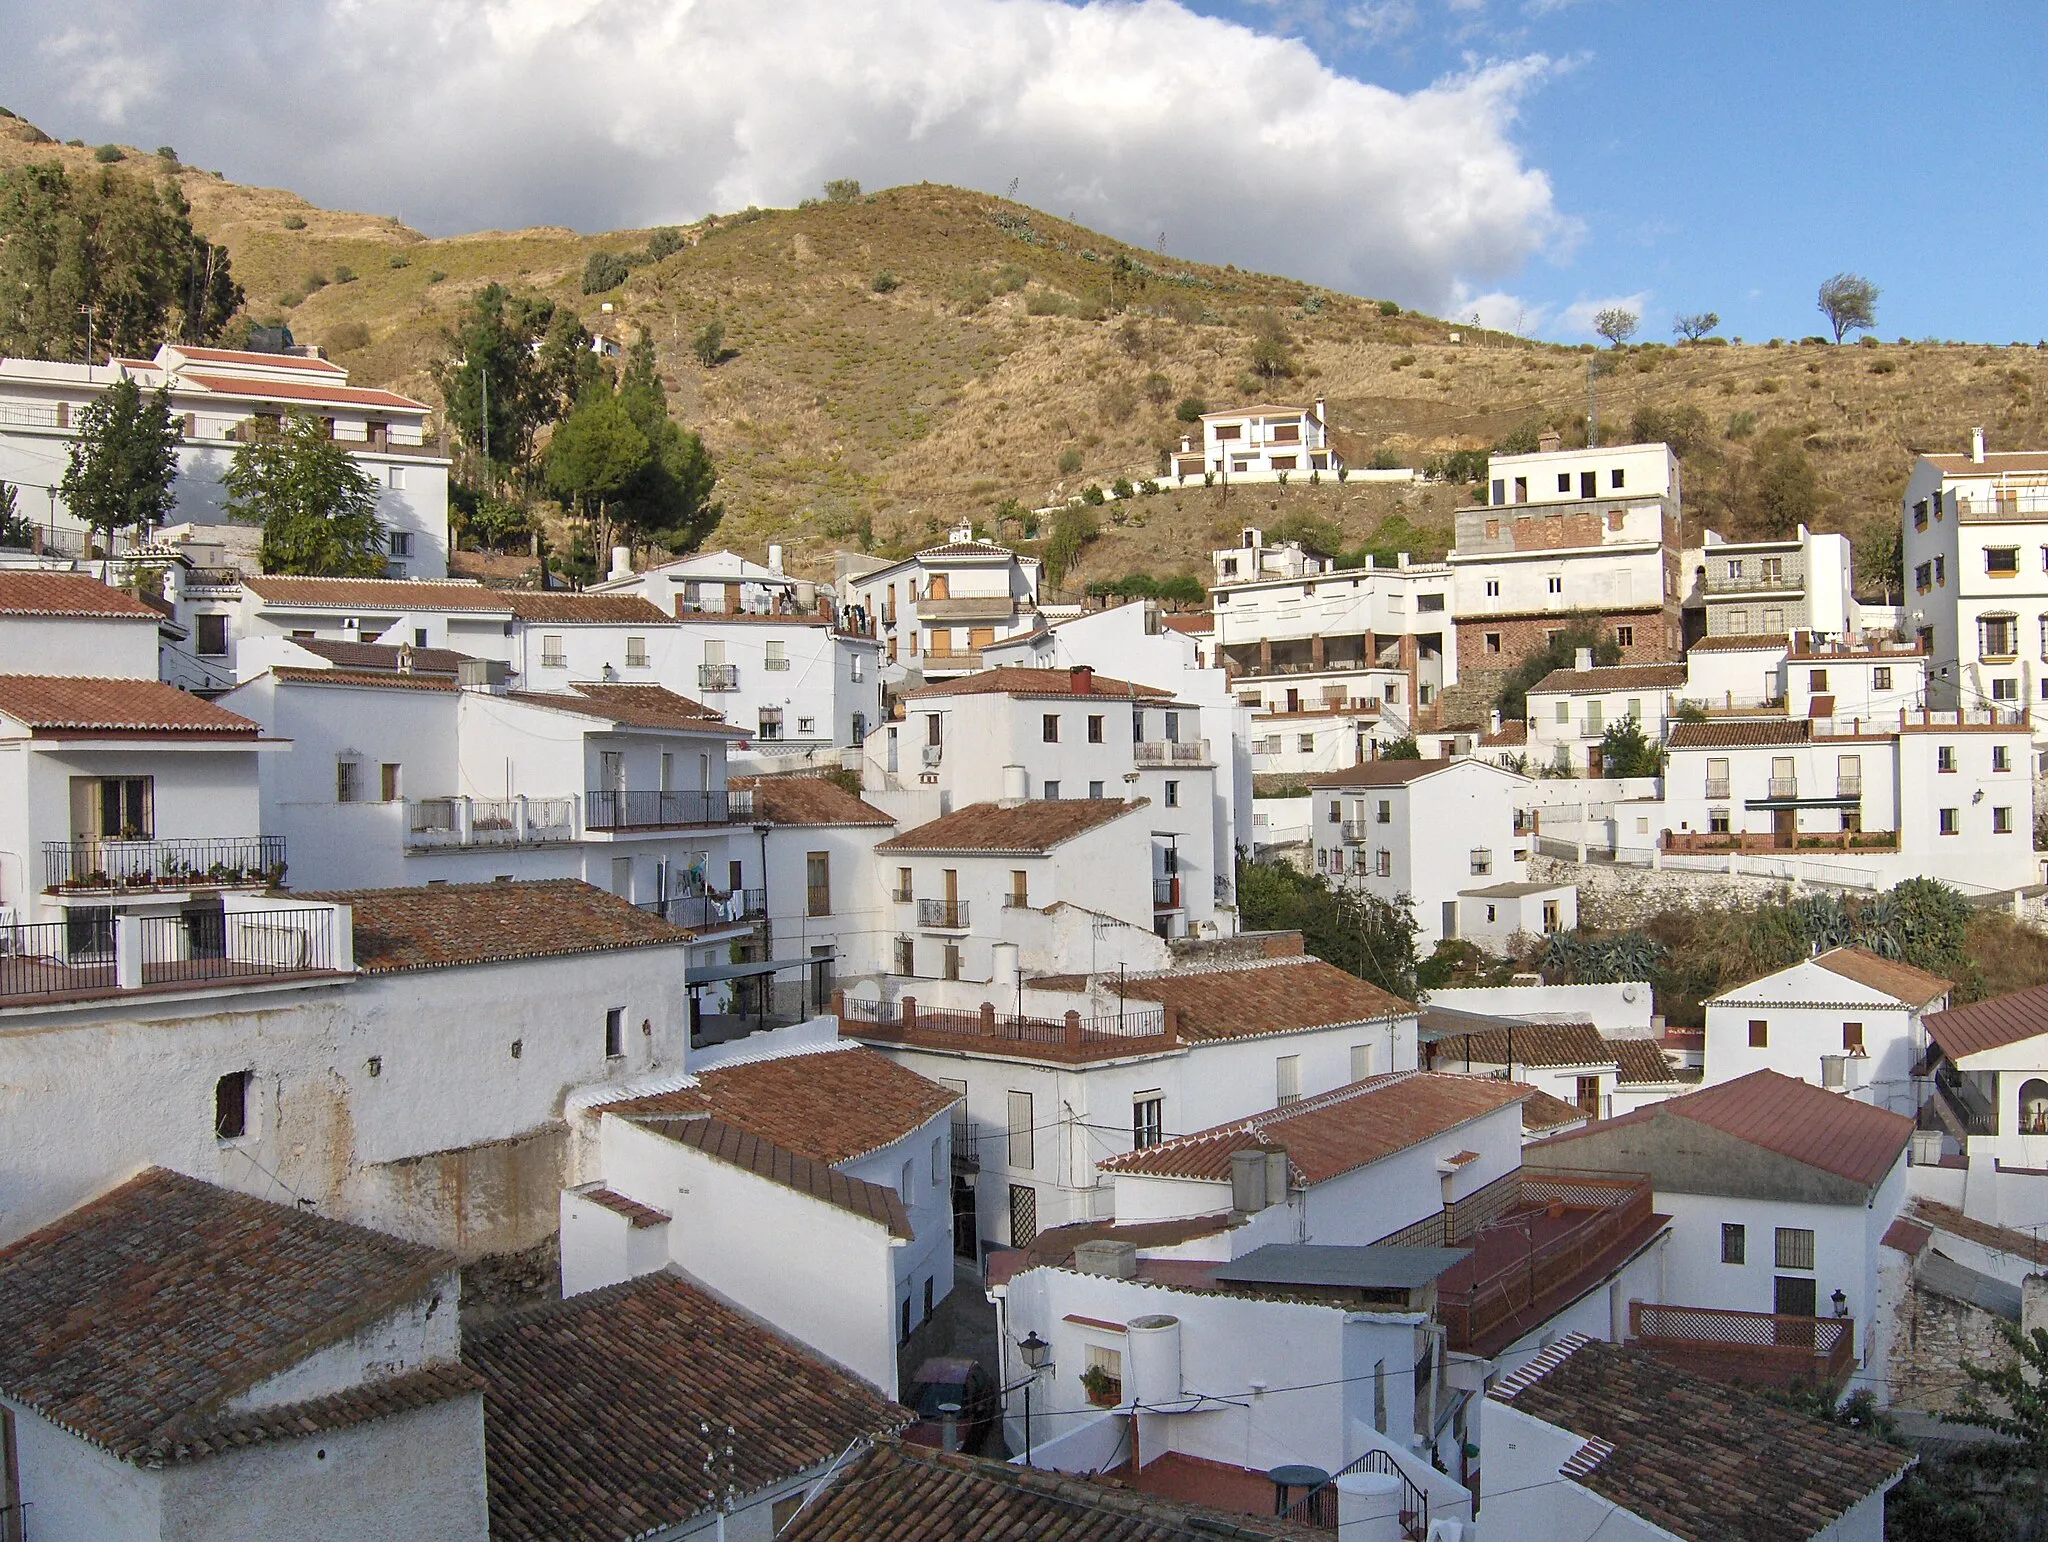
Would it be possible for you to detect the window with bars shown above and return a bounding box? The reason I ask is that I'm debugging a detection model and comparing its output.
[1775,1227,1816,1271]
[1721,1224,1746,1264]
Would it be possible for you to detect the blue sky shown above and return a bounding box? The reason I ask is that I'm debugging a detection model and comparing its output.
[1185,0,2048,342]
[3,0,2041,343]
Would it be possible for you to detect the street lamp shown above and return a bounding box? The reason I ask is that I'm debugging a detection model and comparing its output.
[1004,1331,1052,1467]
[1831,1289,1849,1318]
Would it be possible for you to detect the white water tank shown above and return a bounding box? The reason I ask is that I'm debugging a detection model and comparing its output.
[1126,1314,1181,1404]
[1002,764,1028,803]
[769,543,785,575]
[1335,1471,1406,1542]
[609,545,632,582]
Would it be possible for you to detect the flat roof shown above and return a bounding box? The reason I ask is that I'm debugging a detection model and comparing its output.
[1212,1243,1468,1292]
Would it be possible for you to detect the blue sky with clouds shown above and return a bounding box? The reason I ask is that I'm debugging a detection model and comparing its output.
[1187,0,2048,342]
[2,0,2039,343]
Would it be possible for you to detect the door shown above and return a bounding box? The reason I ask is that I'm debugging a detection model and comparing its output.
[969,626,995,652]
[723,581,741,612]
[943,868,959,927]
[611,856,633,899]
[952,1175,979,1260]
[1576,1075,1601,1117]
[1772,808,1796,848]
[929,574,951,600]
[1586,745,1603,778]
[1774,1275,1818,1319]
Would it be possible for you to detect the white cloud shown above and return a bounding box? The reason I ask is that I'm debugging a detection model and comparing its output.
[7,0,1570,313]
[1448,282,1549,335]
[1554,290,1653,340]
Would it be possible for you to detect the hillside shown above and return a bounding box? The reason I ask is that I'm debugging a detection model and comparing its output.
[7,110,2048,595]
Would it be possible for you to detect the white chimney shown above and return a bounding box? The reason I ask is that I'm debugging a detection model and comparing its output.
[1001,764,1028,804]
[1971,427,1987,464]
[767,544,785,576]
[1575,647,1594,671]
[1489,708,1502,734]
[608,546,632,582]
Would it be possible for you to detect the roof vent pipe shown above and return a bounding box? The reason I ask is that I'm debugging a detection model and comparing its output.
[1971,427,1987,464]
[608,546,632,582]
[1575,647,1594,672]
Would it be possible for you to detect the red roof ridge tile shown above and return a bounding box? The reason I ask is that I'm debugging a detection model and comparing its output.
[0,574,162,619]
[0,675,262,735]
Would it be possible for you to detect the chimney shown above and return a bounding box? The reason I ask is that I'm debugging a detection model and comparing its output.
[1489,708,1501,734]
[1539,429,1562,453]
[1971,427,1987,464]
[608,545,632,582]
[1001,764,1028,804]
[1575,647,1594,672]
[768,543,785,576]
[1313,396,1327,426]
[1180,434,1192,453]
[1397,551,1410,568]
[1230,1148,1269,1213]
[396,641,415,675]
[1070,665,1094,694]
[1073,1239,1138,1279]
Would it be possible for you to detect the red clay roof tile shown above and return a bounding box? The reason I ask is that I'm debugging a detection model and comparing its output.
[0,574,160,619]
[730,774,895,826]
[0,675,261,735]
[1810,946,1951,1007]
[877,798,1144,853]
[1922,983,2048,1059]
[1033,957,1413,1042]
[901,666,1171,701]
[296,879,688,972]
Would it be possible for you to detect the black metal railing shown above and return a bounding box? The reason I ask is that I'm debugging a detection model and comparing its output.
[0,919,115,998]
[43,835,286,893]
[1153,876,1181,908]
[918,899,969,929]
[1280,1448,1428,1533]
[585,788,755,830]
[137,909,336,982]
[698,662,739,691]
[637,890,766,929]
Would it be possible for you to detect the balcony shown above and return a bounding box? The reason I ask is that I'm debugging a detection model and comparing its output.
[1837,777,1862,797]
[43,836,285,895]
[698,662,740,691]
[763,655,790,671]
[1765,777,1797,799]
[0,904,347,1005]
[1153,876,1182,909]
[1340,820,1372,844]
[584,788,755,831]
[890,886,914,903]
[1435,1170,1661,1356]
[1664,829,1899,854]
[917,899,969,930]
[637,889,765,931]
[1629,1302,1854,1390]
[406,796,576,849]
[839,993,1172,1057]
[1135,740,1211,766]
[1703,780,1730,800]
[1702,569,1800,595]
[540,652,569,670]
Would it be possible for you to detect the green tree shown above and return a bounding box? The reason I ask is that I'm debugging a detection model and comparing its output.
[1043,504,1099,589]
[1595,307,1640,347]
[1952,1318,2048,1526]
[692,319,726,368]
[1380,735,1422,761]
[1156,574,1207,610]
[823,179,862,204]
[1597,716,1664,778]
[1247,309,1295,379]
[0,481,31,546]
[1672,310,1720,342]
[436,285,560,473]
[613,332,721,553]
[1817,272,1879,343]
[535,306,610,419]
[1494,618,1621,721]
[1175,396,1207,423]
[59,375,181,548]
[546,394,649,553]
[224,415,387,575]
[0,160,241,358]
[581,250,631,295]
[1236,854,1417,1001]
[1750,428,1822,533]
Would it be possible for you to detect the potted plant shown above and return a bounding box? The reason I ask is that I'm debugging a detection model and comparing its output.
[1080,1364,1121,1407]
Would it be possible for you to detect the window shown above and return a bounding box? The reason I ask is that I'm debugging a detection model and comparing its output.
[851,651,865,682]
[1775,1227,1817,1271]
[1709,808,1731,833]
[1914,562,1933,593]
[1085,1344,1124,1404]
[1995,744,2012,772]
[1351,1043,1375,1082]
[1721,1223,1747,1265]
[380,763,401,802]
[1749,1019,1768,1048]
[1089,780,1104,799]
[1376,799,1391,825]
[1616,625,1634,648]
[1726,608,1750,633]
[900,1295,912,1343]
[1873,666,1892,690]
[1329,801,1344,825]
[1514,476,1528,502]
[764,639,787,670]
[1042,713,1060,742]
[214,1071,249,1139]
[1164,780,1180,808]
[1626,698,1642,722]
[894,935,916,975]
[1995,806,2014,834]
[196,613,228,655]
[1981,615,2018,658]
[1762,607,1785,632]
[335,759,362,804]
[1585,702,1603,735]
[1843,1021,1864,1052]
[1547,575,1563,595]
[1555,701,1571,724]
[1937,745,1957,773]
[1988,546,2020,576]
[1375,849,1391,878]
[1579,471,1597,498]
[1610,466,1626,489]
[895,866,914,902]
[1007,1092,1034,1170]
[1485,631,1502,654]
[1010,870,1029,908]
[1940,807,1959,836]
[542,633,566,668]
[1419,592,1445,613]
[1275,1054,1302,1106]
[758,708,783,740]
[1043,780,1061,800]
[1087,714,1104,743]
[1485,580,1501,598]
[806,851,831,916]
[1134,1096,1164,1148]
[604,1007,624,1058]
[1993,678,2018,701]
[626,635,649,668]
[1935,555,1946,584]
[1298,734,1314,753]
[1542,899,1560,932]
[1809,669,1828,693]
[72,775,153,839]
[1491,479,1505,504]
[1913,499,1929,530]
[1470,849,1492,875]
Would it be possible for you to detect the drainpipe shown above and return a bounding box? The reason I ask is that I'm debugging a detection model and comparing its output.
[754,822,771,1020]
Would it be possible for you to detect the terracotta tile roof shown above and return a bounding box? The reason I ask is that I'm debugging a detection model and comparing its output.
[1099,1071,1529,1184]
[269,666,460,693]
[1481,720,1528,747]
[1308,757,1462,787]
[576,1187,670,1228]
[781,1439,1308,1541]
[181,370,428,411]
[1427,1020,1609,1068]
[877,798,1144,854]
[1811,946,1951,1007]
[1034,957,1413,1041]
[246,575,515,611]
[1530,663,1689,696]
[467,1272,908,1542]
[1490,1336,1910,1541]
[1666,718,1814,748]
[901,666,1171,701]
[1519,1087,1589,1131]
[729,774,895,826]
[1906,1198,2048,1266]
[1005,1214,1242,1273]
[656,1116,914,1238]
[0,675,262,736]
[0,1169,465,1465]
[1924,450,2048,476]
[1684,635,1789,653]
[915,539,1017,558]
[295,879,688,972]
[1161,613,1213,634]
[603,1046,958,1166]
[1922,982,2048,1060]
[292,638,472,674]
[1612,1039,1679,1085]
[1536,1069,1912,1190]
[0,573,160,619]
[1881,1217,1933,1256]
[509,682,730,732]
[502,591,675,624]
[170,344,345,375]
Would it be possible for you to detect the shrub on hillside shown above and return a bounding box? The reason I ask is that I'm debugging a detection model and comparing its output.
[1057,447,1082,476]
[581,250,631,294]
[1175,396,1206,423]
[325,321,371,353]
[94,144,124,163]
[871,269,899,293]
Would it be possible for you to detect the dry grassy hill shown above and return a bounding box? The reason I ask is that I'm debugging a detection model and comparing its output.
[8,110,2048,595]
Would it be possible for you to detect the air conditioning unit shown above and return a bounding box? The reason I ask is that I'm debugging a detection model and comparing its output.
[922,743,943,766]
